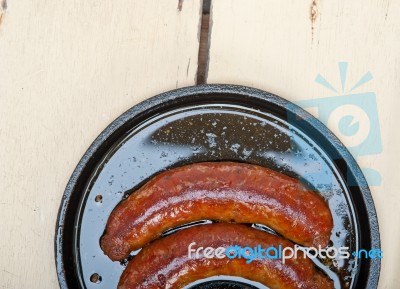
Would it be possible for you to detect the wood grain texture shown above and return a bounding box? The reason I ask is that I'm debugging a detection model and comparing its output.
[207,1,400,288]
[0,0,201,288]
[1,0,400,288]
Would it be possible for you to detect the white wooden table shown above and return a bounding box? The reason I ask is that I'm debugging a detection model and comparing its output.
[1,1,399,288]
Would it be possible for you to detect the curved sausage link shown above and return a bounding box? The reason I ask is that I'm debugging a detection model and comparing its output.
[101,162,333,261]
[118,223,333,289]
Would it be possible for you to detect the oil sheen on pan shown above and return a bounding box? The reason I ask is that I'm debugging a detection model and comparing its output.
[75,103,359,289]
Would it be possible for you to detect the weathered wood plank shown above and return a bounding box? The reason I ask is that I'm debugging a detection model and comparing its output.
[207,1,400,287]
[0,1,202,288]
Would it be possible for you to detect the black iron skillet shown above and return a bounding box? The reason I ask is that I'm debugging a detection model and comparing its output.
[55,85,380,289]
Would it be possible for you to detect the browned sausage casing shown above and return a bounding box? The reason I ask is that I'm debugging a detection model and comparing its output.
[101,162,333,261]
[118,223,333,289]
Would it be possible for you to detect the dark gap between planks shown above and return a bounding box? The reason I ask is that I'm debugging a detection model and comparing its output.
[196,0,212,85]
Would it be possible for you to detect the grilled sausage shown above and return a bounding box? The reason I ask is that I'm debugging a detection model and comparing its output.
[118,223,333,289]
[101,162,333,261]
